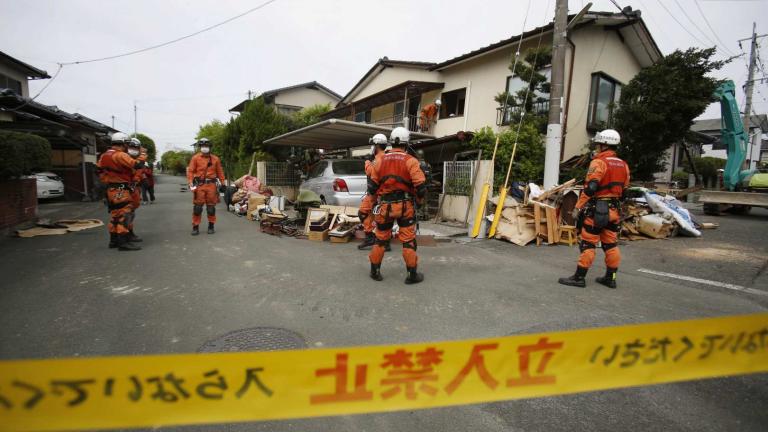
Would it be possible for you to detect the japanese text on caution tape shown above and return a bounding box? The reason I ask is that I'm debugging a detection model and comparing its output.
[0,313,766,431]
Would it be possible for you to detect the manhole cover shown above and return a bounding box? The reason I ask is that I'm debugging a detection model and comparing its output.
[198,327,307,353]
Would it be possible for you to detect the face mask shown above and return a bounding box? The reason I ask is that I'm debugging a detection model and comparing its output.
[128,149,139,157]
[201,147,211,154]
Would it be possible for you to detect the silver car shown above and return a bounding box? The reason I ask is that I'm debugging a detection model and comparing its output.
[299,159,367,206]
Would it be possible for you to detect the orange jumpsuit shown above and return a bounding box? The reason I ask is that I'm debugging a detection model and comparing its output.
[359,150,385,234]
[368,148,427,269]
[575,150,630,271]
[187,152,225,226]
[97,146,138,236]
[419,103,439,132]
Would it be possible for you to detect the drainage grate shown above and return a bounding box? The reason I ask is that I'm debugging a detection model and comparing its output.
[197,327,307,353]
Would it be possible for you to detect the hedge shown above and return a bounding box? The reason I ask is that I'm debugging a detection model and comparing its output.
[0,130,52,180]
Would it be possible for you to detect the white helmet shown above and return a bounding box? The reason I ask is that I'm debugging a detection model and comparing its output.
[129,137,141,148]
[435,98,441,106]
[389,127,410,146]
[370,133,388,147]
[593,129,620,146]
[111,132,130,144]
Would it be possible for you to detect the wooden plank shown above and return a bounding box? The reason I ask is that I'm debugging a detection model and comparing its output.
[533,203,542,246]
[533,179,577,202]
[545,206,557,245]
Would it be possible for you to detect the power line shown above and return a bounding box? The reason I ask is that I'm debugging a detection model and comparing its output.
[60,0,279,65]
[654,0,710,48]
[672,0,723,54]
[692,0,737,57]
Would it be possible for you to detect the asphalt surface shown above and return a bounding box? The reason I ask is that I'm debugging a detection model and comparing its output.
[1,174,767,431]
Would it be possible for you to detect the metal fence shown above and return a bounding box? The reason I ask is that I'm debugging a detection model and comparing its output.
[264,161,301,186]
[442,161,474,196]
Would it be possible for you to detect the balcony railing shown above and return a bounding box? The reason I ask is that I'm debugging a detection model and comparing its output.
[370,114,431,134]
[496,100,550,126]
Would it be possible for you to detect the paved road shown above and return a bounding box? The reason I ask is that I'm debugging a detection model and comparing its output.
[1,174,766,431]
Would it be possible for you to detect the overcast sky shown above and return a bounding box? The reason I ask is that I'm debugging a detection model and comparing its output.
[2,0,767,155]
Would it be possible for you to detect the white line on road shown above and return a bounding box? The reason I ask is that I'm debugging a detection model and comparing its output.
[637,268,768,297]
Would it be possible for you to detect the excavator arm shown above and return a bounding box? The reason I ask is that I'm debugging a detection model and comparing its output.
[713,81,749,191]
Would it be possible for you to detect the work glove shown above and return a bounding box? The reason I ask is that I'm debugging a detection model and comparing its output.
[571,207,582,221]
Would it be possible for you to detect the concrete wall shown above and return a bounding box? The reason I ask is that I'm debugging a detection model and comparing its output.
[274,87,339,109]
[0,61,30,97]
[0,178,36,230]
[436,160,493,235]
[565,27,643,159]
[351,67,440,101]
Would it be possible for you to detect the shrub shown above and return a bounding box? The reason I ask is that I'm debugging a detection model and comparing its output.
[0,130,51,180]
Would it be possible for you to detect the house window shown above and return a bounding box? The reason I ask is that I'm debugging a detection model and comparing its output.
[501,67,551,123]
[440,88,466,118]
[393,101,405,123]
[354,110,371,123]
[0,73,22,95]
[587,72,622,130]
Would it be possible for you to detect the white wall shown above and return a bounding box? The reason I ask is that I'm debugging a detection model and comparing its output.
[351,66,440,101]
[274,87,339,109]
[0,62,30,97]
[564,26,643,159]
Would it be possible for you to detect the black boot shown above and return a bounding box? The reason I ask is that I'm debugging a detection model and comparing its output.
[191,225,200,236]
[207,223,215,234]
[370,263,383,281]
[596,268,618,289]
[405,267,424,284]
[128,230,142,242]
[358,232,375,250]
[558,266,588,288]
[108,233,118,249]
[117,234,141,251]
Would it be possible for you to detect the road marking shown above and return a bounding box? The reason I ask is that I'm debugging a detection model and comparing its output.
[637,268,767,296]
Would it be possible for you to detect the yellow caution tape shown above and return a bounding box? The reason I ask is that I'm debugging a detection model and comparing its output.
[1,313,766,432]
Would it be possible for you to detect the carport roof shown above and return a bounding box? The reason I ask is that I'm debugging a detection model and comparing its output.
[264,119,434,150]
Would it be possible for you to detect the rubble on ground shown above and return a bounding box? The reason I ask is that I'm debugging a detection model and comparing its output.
[488,181,712,246]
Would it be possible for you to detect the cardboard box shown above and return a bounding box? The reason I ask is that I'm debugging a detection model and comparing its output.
[330,235,351,243]
[308,229,329,241]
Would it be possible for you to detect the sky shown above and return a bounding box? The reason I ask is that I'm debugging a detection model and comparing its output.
[2,0,767,156]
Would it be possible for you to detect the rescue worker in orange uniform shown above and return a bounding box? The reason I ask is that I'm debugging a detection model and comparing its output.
[559,129,630,288]
[418,98,440,132]
[187,138,225,235]
[367,127,427,284]
[358,133,389,250]
[97,132,145,251]
[127,138,144,242]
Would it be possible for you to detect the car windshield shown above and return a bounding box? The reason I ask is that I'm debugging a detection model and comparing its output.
[331,160,364,175]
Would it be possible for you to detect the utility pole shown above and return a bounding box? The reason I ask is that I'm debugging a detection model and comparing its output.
[134,101,138,135]
[742,23,758,169]
[543,0,568,189]
[111,115,115,129]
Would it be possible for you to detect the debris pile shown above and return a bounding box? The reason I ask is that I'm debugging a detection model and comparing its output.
[620,187,705,240]
[489,179,580,246]
[488,182,713,245]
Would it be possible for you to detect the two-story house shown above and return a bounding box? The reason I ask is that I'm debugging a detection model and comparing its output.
[266,11,661,167]
[0,50,116,200]
[229,81,342,116]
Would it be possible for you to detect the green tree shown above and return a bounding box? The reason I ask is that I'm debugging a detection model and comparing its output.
[291,103,332,129]
[495,46,552,132]
[160,150,194,176]
[237,97,291,164]
[469,124,545,187]
[195,119,225,153]
[0,131,51,180]
[131,133,156,162]
[613,47,727,181]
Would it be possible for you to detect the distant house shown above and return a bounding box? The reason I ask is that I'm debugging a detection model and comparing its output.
[229,81,342,116]
[266,10,662,168]
[692,114,768,166]
[0,50,116,200]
